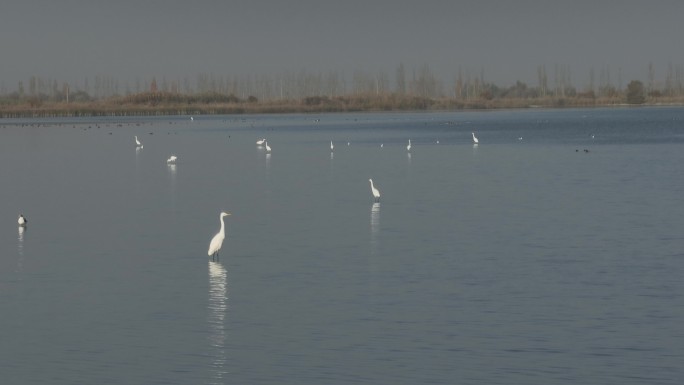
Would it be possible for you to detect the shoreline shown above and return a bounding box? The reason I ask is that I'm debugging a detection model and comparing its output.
[1,94,683,119]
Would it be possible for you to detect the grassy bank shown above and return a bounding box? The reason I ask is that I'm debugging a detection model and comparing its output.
[1,92,681,118]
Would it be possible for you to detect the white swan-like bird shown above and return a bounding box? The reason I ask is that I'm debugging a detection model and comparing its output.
[369,179,381,201]
[208,212,231,260]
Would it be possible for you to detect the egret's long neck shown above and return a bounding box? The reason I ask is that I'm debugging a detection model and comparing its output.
[219,215,226,235]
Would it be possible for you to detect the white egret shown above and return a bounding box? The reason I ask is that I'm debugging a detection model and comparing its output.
[208,212,231,261]
[265,141,272,152]
[369,179,381,201]
[406,139,411,151]
[167,155,177,164]
[256,138,266,145]
[18,214,27,227]
[135,135,143,148]
[330,140,334,151]
[191,116,194,121]
[472,132,479,145]
[380,143,384,148]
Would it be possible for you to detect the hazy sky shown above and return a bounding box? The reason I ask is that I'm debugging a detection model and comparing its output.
[2,0,683,90]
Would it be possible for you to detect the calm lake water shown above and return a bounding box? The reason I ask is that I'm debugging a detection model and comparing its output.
[1,107,683,384]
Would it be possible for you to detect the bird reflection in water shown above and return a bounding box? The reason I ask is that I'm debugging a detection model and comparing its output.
[208,261,228,381]
[17,226,25,272]
[370,202,380,236]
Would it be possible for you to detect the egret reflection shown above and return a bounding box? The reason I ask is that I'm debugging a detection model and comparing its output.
[208,261,228,381]
[370,202,380,236]
[17,226,25,272]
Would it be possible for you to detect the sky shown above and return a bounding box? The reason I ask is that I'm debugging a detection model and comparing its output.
[2,0,683,92]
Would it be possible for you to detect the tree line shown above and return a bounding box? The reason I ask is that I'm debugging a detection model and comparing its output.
[1,63,683,114]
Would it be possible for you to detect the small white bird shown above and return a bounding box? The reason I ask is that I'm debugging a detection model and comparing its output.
[265,141,272,152]
[208,212,231,261]
[472,132,479,145]
[135,135,143,148]
[369,179,381,202]
[380,143,384,148]
[330,140,334,151]
[190,116,194,121]
[167,155,177,164]
[18,214,27,227]
[256,138,266,145]
[406,139,412,151]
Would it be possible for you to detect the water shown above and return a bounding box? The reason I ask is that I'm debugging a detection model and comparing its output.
[1,107,683,384]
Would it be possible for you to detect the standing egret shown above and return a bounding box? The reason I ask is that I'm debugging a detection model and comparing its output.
[135,135,143,148]
[18,214,27,227]
[472,132,479,145]
[369,179,381,202]
[406,139,412,151]
[265,141,272,152]
[208,212,231,261]
[256,138,266,145]
[330,140,334,151]
[167,155,177,164]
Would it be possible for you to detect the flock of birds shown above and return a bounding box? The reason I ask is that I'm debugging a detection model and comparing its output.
[13,127,485,261]
[199,131,483,260]
[143,131,483,260]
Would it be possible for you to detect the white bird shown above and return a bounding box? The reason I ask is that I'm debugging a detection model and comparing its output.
[265,141,272,152]
[380,143,384,148]
[330,140,334,151]
[135,135,143,148]
[18,214,27,227]
[406,139,412,151]
[369,179,381,201]
[167,155,177,164]
[472,132,479,145]
[256,138,266,145]
[208,212,231,260]
[190,116,194,121]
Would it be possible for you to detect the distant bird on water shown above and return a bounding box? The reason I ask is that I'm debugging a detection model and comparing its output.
[208,212,231,261]
[265,141,272,152]
[406,139,412,151]
[256,138,266,145]
[167,155,177,164]
[135,135,143,148]
[18,214,27,227]
[472,132,479,145]
[369,179,381,202]
[330,140,334,151]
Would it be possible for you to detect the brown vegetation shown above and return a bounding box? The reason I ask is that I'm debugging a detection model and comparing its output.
[0,91,676,118]
[1,67,681,118]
